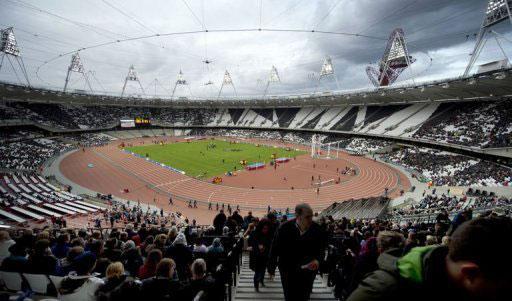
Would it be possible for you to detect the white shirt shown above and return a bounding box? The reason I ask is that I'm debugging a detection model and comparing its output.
[60,276,104,301]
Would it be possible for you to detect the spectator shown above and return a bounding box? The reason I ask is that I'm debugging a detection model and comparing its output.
[207,238,224,255]
[213,209,227,235]
[138,249,162,280]
[268,203,327,301]
[248,218,272,291]
[56,246,85,276]
[165,233,193,280]
[52,233,71,259]
[181,258,215,300]
[28,239,57,274]
[140,258,182,300]
[347,217,512,301]
[120,240,143,277]
[96,261,140,301]
[0,243,29,272]
[0,231,15,264]
[60,252,104,301]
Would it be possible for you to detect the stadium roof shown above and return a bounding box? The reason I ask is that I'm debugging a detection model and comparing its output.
[1,0,512,98]
[2,68,512,108]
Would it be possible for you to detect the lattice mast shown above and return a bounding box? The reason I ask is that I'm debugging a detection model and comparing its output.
[63,52,93,92]
[263,65,280,98]
[366,28,415,87]
[317,56,339,90]
[463,0,512,77]
[121,65,145,97]
[217,70,237,99]
[171,69,192,99]
[0,27,30,87]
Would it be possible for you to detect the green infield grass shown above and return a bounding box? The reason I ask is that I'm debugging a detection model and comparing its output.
[125,139,306,179]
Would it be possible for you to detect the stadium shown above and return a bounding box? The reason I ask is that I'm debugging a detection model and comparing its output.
[0,1,511,301]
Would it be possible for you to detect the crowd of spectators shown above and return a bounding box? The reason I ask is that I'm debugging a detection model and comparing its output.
[382,146,512,186]
[345,138,391,154]
[1,103,219,130]
[0,198,510,301]
[0,206,247,300]
[0,127,45,143]
[65,133,113,147]
[414,100,512,148]
[0,138,74,170]
[1,100,511,150]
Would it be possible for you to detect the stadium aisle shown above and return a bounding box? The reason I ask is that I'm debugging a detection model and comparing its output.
[234,254,337,301]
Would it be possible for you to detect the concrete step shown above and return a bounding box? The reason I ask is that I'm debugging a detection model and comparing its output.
[236,287,333,294]
[234,254,337,301]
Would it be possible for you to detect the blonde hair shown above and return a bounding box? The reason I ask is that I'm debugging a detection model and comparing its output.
[425,235,438,246]
[106,261,125,279]
[36,231,50,241]
[0,231,10,241]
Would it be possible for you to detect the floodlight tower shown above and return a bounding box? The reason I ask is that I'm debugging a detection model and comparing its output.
[121,65,145,97]
[217,70,237,99]
[171,69,190,99]
[63,52,93,92]
[366,28,415,87]
[463,0,512,77]
[263,65,280,98]
[318,56,339,90]
[0,27,30,87]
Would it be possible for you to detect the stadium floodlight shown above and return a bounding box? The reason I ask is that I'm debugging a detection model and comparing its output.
[263,66,281,98]
[464,0,512,77]
[63,52,93,92]
[121,65,145,97]
[317,56,340,91]
[0,27,30,87]
[366,28,415,87]
[217,70,237,99]
[171,69,192,100]
[320,56,334,76]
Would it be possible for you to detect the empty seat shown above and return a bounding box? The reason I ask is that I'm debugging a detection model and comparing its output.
[11,206,44,221]
[0,271,23,291]
[0,209,26,223]
[23,273,51,294]
[64,201,96,212]
[27,205,62,218]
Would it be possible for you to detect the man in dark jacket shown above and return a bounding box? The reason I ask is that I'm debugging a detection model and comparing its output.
[347,216,512,301]
[213,209,227,235]
[268,203,327,301]
[140,258,182,300]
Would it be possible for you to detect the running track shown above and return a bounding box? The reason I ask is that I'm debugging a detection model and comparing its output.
[60,138,410,224]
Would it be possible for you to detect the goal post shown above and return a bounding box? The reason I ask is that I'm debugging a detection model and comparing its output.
[311,134,344,159]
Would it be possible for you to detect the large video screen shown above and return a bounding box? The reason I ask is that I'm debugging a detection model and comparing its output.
[120,119,135,128]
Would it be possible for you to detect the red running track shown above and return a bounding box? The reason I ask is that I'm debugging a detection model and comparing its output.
[60,137,410,224]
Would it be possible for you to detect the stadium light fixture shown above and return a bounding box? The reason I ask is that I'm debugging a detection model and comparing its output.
[0,27,30,87]
[121,65,145,97]
[464,0,512,76]
[63,52,93,93]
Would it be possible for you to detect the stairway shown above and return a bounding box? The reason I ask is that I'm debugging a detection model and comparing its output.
[234,254,337,301]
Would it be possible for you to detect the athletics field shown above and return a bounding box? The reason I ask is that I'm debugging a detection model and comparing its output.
[125,139,306,178]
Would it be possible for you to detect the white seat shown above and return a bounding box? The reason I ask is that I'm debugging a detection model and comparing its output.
[23,273,51,294]
[48,275,64,297]
[0,271,23,291]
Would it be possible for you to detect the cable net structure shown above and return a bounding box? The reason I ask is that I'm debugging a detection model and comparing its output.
[366,28,415,87]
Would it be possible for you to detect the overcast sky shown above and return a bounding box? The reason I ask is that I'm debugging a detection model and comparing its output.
[1,0,511,98]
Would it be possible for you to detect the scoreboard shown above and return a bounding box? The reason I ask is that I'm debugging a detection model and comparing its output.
[135,117,151,125]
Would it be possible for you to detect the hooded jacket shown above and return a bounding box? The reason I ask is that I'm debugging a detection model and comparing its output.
[347,245,458,301]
